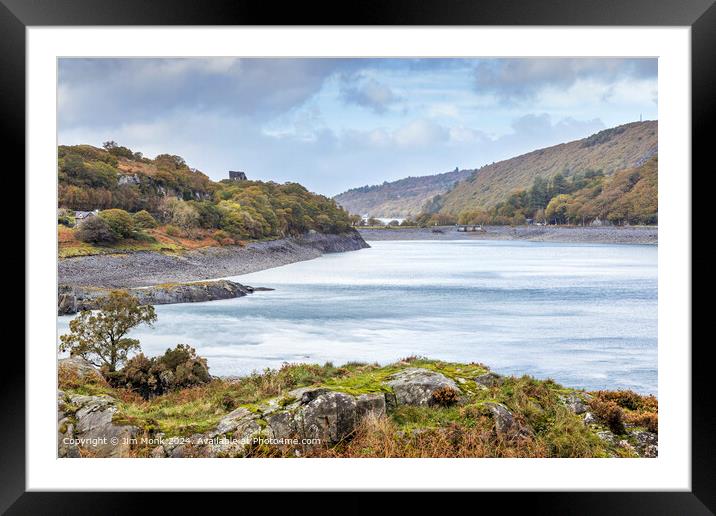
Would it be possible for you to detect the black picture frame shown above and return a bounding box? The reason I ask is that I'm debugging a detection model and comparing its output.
[3,0,709,512]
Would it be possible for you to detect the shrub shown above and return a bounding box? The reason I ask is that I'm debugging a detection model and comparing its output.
[133,210,158,229]
[75,216,117,243]
[99,208,135,238]
[431,386,461,407]
[109,344,211,399]
[589,398,626,435]
[165,225,180,237]
[625,411,658,433]
[58,209,75,227]
[592,390,653,412]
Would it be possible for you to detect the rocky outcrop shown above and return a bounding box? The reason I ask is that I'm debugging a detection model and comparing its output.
[58,391,139,458]
[561,392,590,414]
[58,357,107,385]
[151,387,372,458]
[474,371,504,388]
[386,368,459,406]
[483,402,532,439]
[58,279,269,315]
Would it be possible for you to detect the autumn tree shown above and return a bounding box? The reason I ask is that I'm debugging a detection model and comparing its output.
[59,291,157,372]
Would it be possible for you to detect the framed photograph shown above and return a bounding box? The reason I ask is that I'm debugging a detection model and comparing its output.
[5,0,710,510]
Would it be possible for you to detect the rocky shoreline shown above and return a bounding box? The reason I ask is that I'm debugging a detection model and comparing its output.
[57,279,273,315]
[359,225,657,244]
[58,230,369,289]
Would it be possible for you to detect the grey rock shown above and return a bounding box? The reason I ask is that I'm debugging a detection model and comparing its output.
[474,372,503,388]
[266,411,299,440]
[583,412,596,425]
[57,279,262,314]
[632,430,658,458]
[118,174,140,186]
[386,368,460,406]
[563,392,589,414]
[356,393,386,418]
[483,402,532,438]
[213,407,256,436]
[58,357,106,385]
[67,394,139,457]
[597,430,617,445]
[384,392,398,413]
[296,388,331,405]
[297,391,358,445]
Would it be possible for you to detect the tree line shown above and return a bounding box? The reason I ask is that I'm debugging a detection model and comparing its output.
[413,157,657,227]
[58,143,354,243]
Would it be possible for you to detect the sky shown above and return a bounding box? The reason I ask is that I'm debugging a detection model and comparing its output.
[58,58,657,196]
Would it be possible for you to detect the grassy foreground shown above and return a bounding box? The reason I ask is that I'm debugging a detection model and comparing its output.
[59,357,657,458]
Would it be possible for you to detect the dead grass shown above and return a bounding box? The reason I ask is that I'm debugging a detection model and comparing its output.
[320,414,548,458]
[588,390,658,434]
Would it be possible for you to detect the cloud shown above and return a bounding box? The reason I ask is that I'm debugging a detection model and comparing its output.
[339,74,400,114]
[474,58,657,102]
[58,58,355,127]
[498,113,606,153]
[57,58,655,196]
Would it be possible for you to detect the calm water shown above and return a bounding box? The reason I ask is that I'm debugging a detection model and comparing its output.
[58,240,658,394]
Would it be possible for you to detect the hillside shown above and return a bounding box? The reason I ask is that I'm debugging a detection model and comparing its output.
[334,168,474,218]
[58,143,356,257]
[432,121,657,215]
[431,156,658,227]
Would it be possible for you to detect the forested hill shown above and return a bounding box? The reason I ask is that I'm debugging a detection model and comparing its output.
[333,168,474,218]
[433,121,657,215]
[57,143,354,242]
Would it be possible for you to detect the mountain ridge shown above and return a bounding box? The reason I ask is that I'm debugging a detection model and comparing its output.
[333,168,474,218]
[334,121,657,219]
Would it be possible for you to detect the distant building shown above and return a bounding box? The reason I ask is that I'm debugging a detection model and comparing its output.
[229,170,247,181]
[75,210,99,223]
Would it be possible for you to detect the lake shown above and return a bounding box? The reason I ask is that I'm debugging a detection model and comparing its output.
[57,240,658,394]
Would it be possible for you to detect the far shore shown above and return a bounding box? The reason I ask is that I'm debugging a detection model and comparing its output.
[359,225,657,245]
[58,230,369,289]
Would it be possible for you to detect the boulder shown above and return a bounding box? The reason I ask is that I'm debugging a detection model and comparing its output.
[483,402,532,438]
[297,391,358,445]
[386,368,460,406]
[213,407,257,436]
[165,408,263,458]
[57,292,76,315]
[563,392,589,414]
[58,357,107,386]
[68,394,139,457]
[474,372,503,388]
[356,393,387,418]
[583,412,596,425]
[266,410,300,440]
[57,390,80,458]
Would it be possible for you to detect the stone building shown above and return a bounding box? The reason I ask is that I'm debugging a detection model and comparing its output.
[229,171,247,181]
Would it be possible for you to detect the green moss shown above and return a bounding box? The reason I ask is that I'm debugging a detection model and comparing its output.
[57,357,655,458]
[278,396,296,407]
